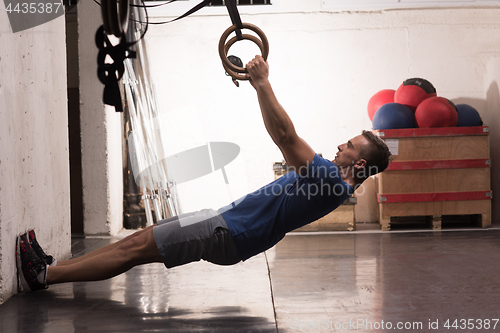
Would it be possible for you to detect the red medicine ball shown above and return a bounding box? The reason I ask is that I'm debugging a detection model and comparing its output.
[394,78,437,111]
[367,89,395,121]
[415,97,458,128]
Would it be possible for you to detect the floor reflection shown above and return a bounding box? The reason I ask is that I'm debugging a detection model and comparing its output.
[3,229,500,333]
[0,236,276,333]
[271,230,500,333]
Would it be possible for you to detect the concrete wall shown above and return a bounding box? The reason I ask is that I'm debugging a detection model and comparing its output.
[78,1,123,235]
[146,5,500,223]
[484,57,500,227]
[0,13,71,303]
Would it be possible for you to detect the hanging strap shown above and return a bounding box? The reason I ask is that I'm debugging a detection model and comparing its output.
[224,0,243,40]
[168,0,212,23]
[146,0,244,32]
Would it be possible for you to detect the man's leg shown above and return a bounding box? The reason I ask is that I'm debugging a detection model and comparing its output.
[56,225,156,267]
[47,227,162,284]
[56,214,188,267]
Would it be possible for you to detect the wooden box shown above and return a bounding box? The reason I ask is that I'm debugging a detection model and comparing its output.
[375,126,492,231]
[273,161,356,232]
[294,198,356,232]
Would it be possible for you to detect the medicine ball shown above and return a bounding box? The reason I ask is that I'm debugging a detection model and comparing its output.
[394,78,437,111]
[456,104,483,127]
[415,97,458,128]
[372,103,416,130]
[367,89,395,121]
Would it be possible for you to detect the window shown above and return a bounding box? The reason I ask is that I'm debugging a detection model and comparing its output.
[208,0,271,5]
[322,0,500,10]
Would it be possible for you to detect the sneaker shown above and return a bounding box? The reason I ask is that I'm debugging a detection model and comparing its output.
[27,230,55,265]
[16,234,48,292]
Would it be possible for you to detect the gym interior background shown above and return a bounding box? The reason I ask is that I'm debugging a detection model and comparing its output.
[1,0,500,304]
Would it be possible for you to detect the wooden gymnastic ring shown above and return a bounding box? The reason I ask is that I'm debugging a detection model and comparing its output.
[223,62,246,81]
[218,23,269,77]
[222,34,264,81]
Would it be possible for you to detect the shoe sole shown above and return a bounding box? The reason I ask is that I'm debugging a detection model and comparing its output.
[16,235,32,292]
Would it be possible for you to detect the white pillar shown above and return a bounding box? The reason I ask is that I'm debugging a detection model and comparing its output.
[78,2,123,235]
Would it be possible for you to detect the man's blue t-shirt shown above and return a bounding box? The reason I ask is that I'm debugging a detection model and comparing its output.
[218,154,354,261]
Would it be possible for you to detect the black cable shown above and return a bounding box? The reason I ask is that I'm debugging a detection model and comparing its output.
[92,0,172,36]
[93,0,177,8]
[94,0,214,40]
[131,0,147,45]
[130,0,212,26]
[130,0,178,8]
[130,18,169,25]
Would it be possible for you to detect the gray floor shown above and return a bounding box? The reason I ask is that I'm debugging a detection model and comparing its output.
[2,225,500,332]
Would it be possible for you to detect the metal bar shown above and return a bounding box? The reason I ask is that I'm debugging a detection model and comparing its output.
[143,194,155,226]
[152,193,163,221]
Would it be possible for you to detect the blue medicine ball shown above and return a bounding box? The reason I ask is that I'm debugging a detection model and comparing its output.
[456,104,483,127]
[372,103,416,130]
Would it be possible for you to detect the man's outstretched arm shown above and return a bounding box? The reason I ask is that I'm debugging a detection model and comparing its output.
[246,55,316,174]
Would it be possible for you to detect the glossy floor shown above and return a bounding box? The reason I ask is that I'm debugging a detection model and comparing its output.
[2,227,500,332]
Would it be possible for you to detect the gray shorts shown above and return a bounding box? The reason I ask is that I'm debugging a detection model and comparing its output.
[153,209,241,268]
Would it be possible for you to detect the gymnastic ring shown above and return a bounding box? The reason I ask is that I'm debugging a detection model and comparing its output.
[222,62,246,81]
[222,34,264,81]
[218,23,269,76]
[219,23,269,74]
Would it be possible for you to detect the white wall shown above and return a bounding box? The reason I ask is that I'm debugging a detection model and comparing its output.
[484,56,500,226]
[78,2,124,235]
[146,5,500,223]
[0,13,71,303]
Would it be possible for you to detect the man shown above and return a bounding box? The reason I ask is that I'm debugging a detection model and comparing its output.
[17,55,392,292]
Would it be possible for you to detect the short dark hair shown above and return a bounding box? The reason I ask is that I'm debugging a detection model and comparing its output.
[355,130,392,181]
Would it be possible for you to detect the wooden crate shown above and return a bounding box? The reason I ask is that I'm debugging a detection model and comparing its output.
[375,126,492,231]
[294,200,356,232]
[273,161,356,232]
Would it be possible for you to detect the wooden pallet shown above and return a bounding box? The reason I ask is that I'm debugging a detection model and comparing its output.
[375,126,492,231]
